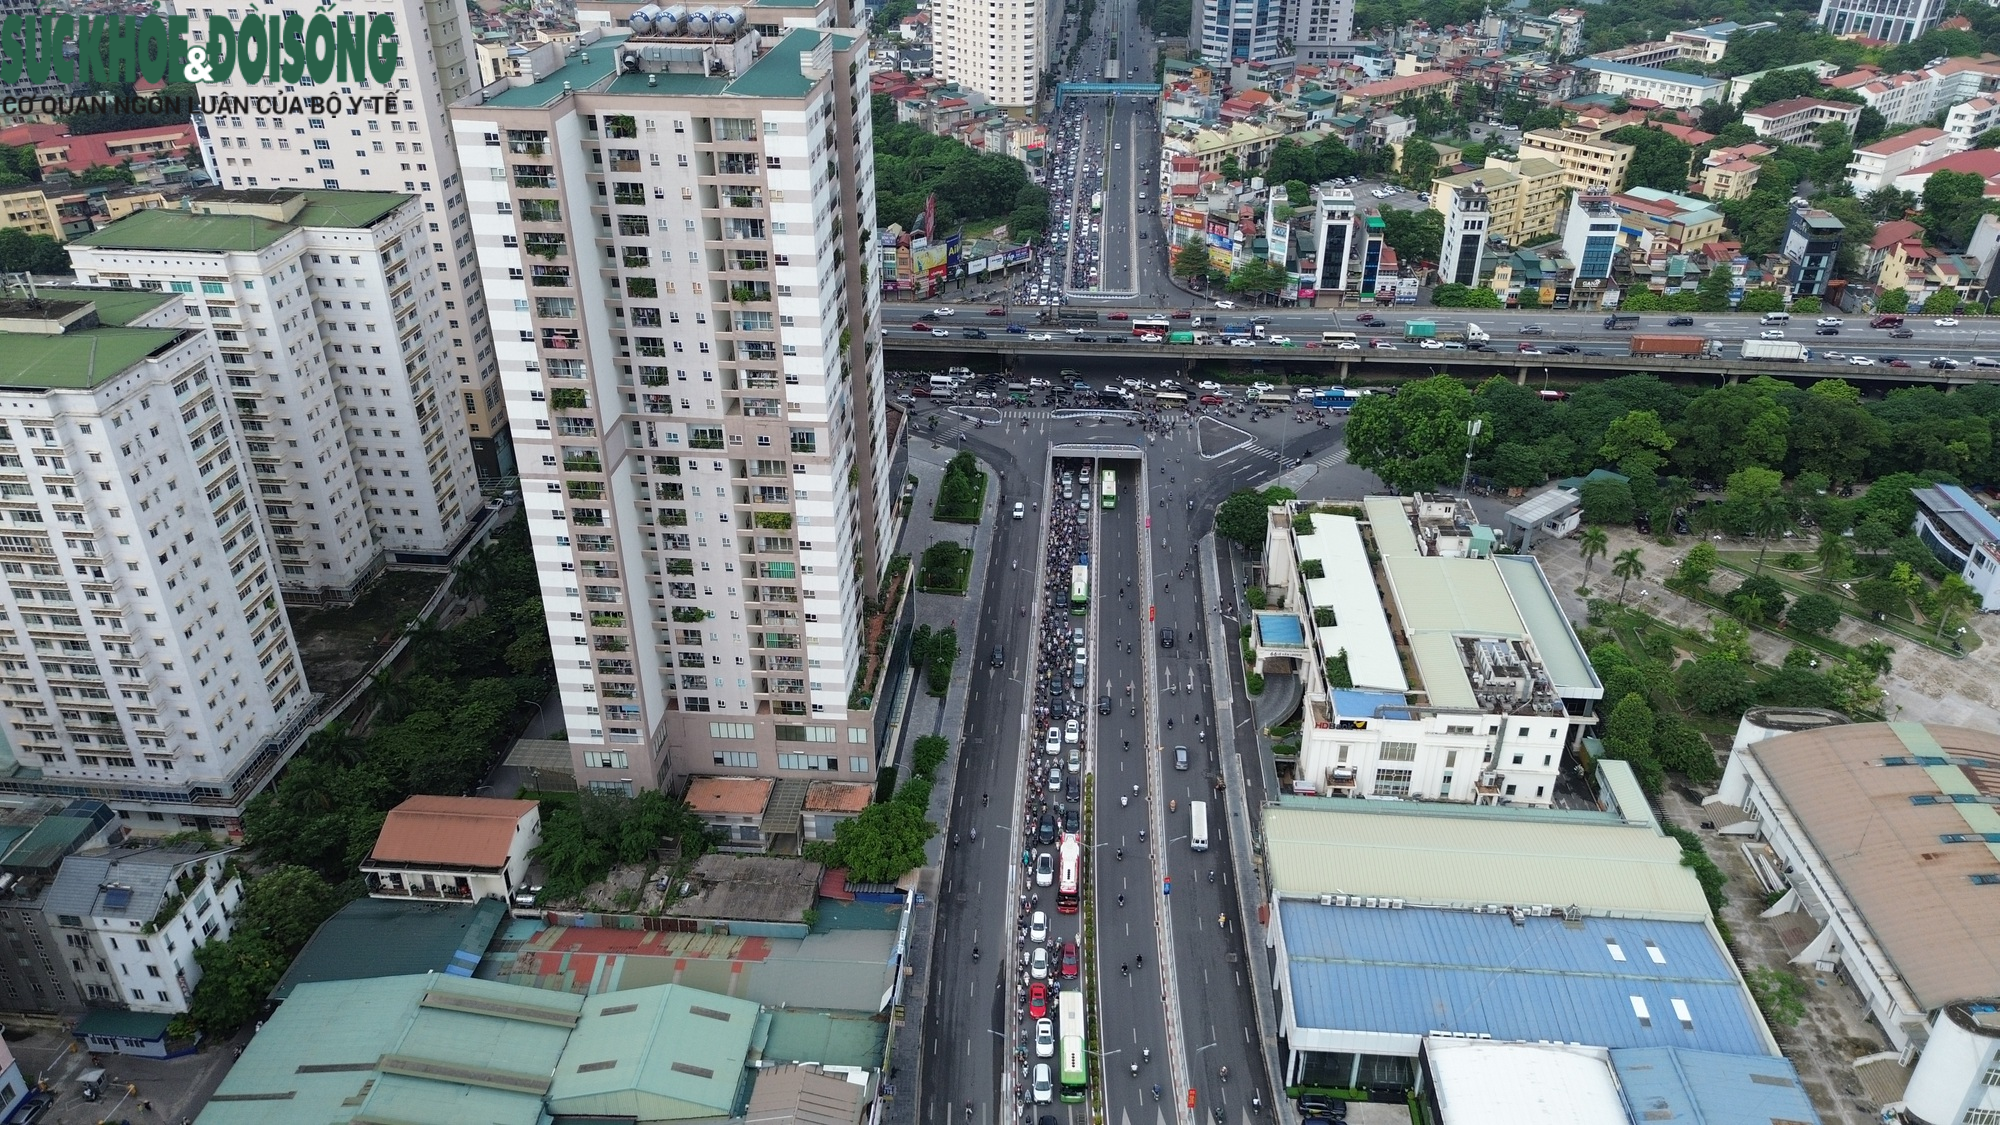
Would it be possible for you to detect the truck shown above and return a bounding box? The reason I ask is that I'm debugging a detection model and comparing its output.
[1740,338,1809,362]
[1403,320,1438,340]
[1602,314,1640,330]
[1404,320,1484,343]
[1166,331,1198,345]
[1627,334,1713,358]
[1465,323,1490,344]
[1220,322,1256,340]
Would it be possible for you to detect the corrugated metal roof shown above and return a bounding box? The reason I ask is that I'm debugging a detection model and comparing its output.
[1363,496,1419,555]
[1298,515,1406,692]
[1264,804,1711,919]
[549,984,760,1119]
[1384,556,1524,702]
[1277,899,1766,1054]
[1746,722,2000,1011]
[45,844,225,923]
[1497,554,1603,699]
[1610,1047,1822,1125]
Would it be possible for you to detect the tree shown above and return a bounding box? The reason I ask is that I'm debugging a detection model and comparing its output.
[1612,548,1646,603]
[1738,289,1784,313]
[1854,575,1909,619]
[1855,105,1888,144]
[1378,207,1445,271]
[1580,478,1635,526]
[1728,573,1790,623]
[1398,138,1440,188]
[1677,651,1756,715]
[1600,410,1674,463]
[1787,592,1841,634]
[1922,288,1963,315]
[1697,266,1733,312]
[1345,374,1477,493]
[1578,526,1609,589]
[1601,692,1663,792]
[1814,529,1852,590]
[1677,388,1789,481]
[182,865,356,1035]
[820,779,936,883]
[1876,287,1909,313]
[1920,169,1990,246]
[1676,542,1719,589]
[1652,712,1719,781]
[1215,487,1297,551]
[1608,126,1695,193]
[1173,239,1211,280]
[1933,573,1975,641]
[1854,639,1896,676]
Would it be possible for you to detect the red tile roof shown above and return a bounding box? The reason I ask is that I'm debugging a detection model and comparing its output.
[368,795,537,869]
[1857,126,1950,156]
[1909,149,2000,179]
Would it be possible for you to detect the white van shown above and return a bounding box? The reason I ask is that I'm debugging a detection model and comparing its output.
[1760,312,1791,324]
[1975,356,2000,369]
[928,373,957,392]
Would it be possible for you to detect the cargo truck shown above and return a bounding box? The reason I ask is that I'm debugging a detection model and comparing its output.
[1602,314,1640,330]
[1465,324,1490,344]
[1403,320,1484,342]
[1627,334,1713,358]
[1220,322,1257,340]
[1403,320,1439,340]
[1166,331,1198,345]
[1740,338,1809,362]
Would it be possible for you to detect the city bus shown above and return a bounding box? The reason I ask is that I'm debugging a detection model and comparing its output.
[1100,470,1116,510]
[1320,331,1358,345]
[1070,557,1089,615]
[1189,800,1209,852]
[1090,191,1103,214]
[1057,832,1082,913]
[1131,317,1172,340]
[1057,991,1087,1102]
[1155,391,1189,407]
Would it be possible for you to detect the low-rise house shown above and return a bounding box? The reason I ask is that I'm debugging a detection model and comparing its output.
[1722,61,1840,104]
[803,781,876,843]
[362,795,542,905]
[1945,93,2000,148]
[1694,143,1772,200]
[1860,218,1926,283]
[1847,127,1963,195]
[1741,97,1862,145]
[1573,59,1724,109]
[1606,187,1726,256]
[1891,147,2000,197]
[685,776,777,852]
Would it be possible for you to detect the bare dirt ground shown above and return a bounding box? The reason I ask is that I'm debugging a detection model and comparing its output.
[286,571,446,701]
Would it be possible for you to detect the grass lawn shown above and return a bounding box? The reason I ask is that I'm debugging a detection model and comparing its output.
[932,470,988,525]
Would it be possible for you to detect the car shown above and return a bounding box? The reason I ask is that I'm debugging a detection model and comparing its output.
[1518,347,1543,355]
[1298,1094,1346,1120]
[1031,1063,1053,1104]
[1373,341,1399,350]
[1849,355,1876,365]
[1817,317,1844,327]
[1159,626,1175,649]
[910,321,933,332]
[1030,946,1049,980]
[1935,317,1960,326]
[991,645,1005,668]
[1075,334,1098,343]
[1028,333,1054,341]
[1822,351,1847,361]
[1267,335,1292,345]
[1229,338,1256,347]
[1931,356,1961,369]
[1196,380,1221,391]
[1336,340,1362,350]
[1667,316,1695,327]
[1061,798,1078,826]
[1045,728,1061,756]
[1108,311,1129,320]
[1038,811,1058,844]
[1036,853,1055,886]
[1887,357,1912,368]
[1029,910,1048,943]
[1418,339,1444,350]
[1061,941,1080,979]
[986,306,1006,316]
[1013,501,1026,520]
[1814,327,1839,335]
[1035,1018,1056,1058]
[1174,745,1189,771]
[930,307,955,317]
[1028,983,1048,1020]
[1065,326,1087,335]
[1171,310,1193,319]
[1200,393,1225,405]
[1047,761,1063,789]
[1099,695,1112,715]
[1063,718,1080,744]
[1889,327,1914,338]
[1354,314,1382,326]
[1520,324,1544,335]
[962,328,988,339]
[1759,329,1786,339]
[931,329,949,337]
[1213,300,1236,309]
[1442,341,1467,350]
[1072,625,1085,645]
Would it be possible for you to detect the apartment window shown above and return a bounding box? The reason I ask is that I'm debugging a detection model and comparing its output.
[714,750,758,767]
[710,722,756,739]
[582,750,627,769]
[1373,768,1413,798]
[1379,742,1416,762]
[777,754,838,771]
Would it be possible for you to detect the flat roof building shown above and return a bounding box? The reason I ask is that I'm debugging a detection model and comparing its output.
[1911,483,2000,612]
[1573,59,1725,109]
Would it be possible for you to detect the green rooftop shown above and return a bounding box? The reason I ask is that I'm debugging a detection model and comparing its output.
[548,984,762,1120]
[0,325,182,391]
[482,33,634,107]
[275,897,508,1000]
[487,28,849,106]
[35,286,179,326]
[72,190,411,253]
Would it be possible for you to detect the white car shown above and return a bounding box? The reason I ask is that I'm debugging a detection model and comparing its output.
[1229,338,1257,347]
[1816,317,1843,327]
[1065,327,1087,335]
[1266,335,1292,345]
[1036,1018,1056,1058]
[1849,355,1876,365]
[1373,342,1399,350]
[1013,501,1026,520]
[1418,339,1444,349]
[1248,382,1274,394]
[1030,946,1050,980]
[1822,351,1848,361]
[1029,910,1048,943]
[1032,1064,1053,1104]
[1759,329,1785,339]
[1213,300,1236,309]
[1035,852,1054,886]
[1045,728,1061,756]
[1935,317,1960,326]
[1028,333,1054,341]
[1336,341,1362,350]
[1197,381,1222,391]
[930,307,955,317]
[931,329,949,337]
[1064,718,1080,744]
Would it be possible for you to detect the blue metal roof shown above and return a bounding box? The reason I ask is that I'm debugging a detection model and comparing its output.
[1611,1048,1822,1125]
[1937,483,2000,543]
[1574,58,1724,88]
[1331,690,1412,719]
[1277,899,1768,1054]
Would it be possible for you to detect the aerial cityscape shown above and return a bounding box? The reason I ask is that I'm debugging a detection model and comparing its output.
[0,0,1996,1120]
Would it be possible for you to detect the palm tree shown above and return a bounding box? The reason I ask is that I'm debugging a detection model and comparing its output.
[1814,528,1852,591]
[1749,494,1792,573]
[1933,574,1975,642]
[1660,476,1695,524]
[1579,526,1609,591]
[1855,640,1895,677]
[1611,548,1646,603]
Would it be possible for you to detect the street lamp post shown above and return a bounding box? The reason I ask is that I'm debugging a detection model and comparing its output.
[1458,417,1483,497]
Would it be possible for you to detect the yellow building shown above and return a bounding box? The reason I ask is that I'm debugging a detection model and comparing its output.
[100,189,168,223]
[1430,156,1568,245]
[1519,126,1636,193]
[0,185,60,239]
[1166,122,1288,176]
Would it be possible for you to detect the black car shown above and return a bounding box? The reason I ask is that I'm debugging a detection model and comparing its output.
[1062,803,1080,830]
[1037,813,1058,845]
[1099,695,1113,715]
[1550,344,1581,354]
[1815,327,1839,336]
[991,646,1005,667]
[1890,327,1915,338]
[1074,334,1098,342]
[962,328,989,339]
[1666,316,1695,327]
[1159,627,1174,649]
[1298,1095,1346,1121]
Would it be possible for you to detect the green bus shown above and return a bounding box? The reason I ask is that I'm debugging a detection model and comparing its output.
[1100,470,1116,510]
[1058,991,1087,1102]
[1070,558,1089,615]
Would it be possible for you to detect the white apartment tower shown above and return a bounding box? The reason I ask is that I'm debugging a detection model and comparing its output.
[183,0,516,481]
[0,289,313,822]
[68,190,485,604]
[934,0,1043,110]
[1203,0,1288,71]
[449,9,894,795]
[1290,0,1356,67]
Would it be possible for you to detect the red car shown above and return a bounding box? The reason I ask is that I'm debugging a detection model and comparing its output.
[1170,310,1193,320]
[910,322,933,332]
[986,306,1007,316]
[1060,941,1079,979]
[1108,311,1130,321]
[1886,357,1912,368]
[1028,982,1049,1019]
[1199,394,1225,405]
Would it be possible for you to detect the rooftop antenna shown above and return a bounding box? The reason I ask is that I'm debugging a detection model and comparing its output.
[2,271,37,301]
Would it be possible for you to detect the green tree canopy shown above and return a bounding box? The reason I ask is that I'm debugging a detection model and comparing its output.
[1345,374,1476,492]
[1607,126,1694,193]
[1215,486,1298,550]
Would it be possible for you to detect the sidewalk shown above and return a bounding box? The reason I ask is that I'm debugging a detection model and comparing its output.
[882,441,1005,1125]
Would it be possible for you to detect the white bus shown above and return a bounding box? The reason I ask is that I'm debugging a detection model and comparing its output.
[1189,800,1209,852]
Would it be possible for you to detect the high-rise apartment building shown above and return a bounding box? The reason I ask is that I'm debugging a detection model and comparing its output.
[1202,0,1287,70]
[185,0,516,481]
[0,288,314,821]
[448,9,893,796]
[1290,0,1356,67]
[68,190,486,604]
[1815,0,1945,46]
[934,0,1043,110]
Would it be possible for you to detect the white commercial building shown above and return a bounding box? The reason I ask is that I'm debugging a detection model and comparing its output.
[1573,59,1725,109]
[45,843,243,1014]
[448,13,893,795]
[0,290,313,820]
[1713,714,2000,1124]
[1306,185,1355,296]
[189,0,515,479]
[1911,482,2000,611]
[69,190,486,604]
[1815,0,1946,46]
[1437,180,1489,288]
[1562,188,1619,281]
[1290,0,1358,68]
[933,0,1043,108]
[1257,495,1602,807]
[1202,0,1289,71]
[1846,127,1964,195]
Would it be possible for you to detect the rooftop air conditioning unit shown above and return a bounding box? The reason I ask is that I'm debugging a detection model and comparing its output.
[1390,898,1404,909]
[1319,894,1334,907]
[1364,897,1378,909]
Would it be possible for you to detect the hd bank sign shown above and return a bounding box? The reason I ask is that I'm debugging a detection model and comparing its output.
[0,8,400,114]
